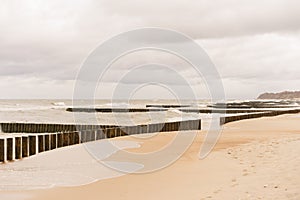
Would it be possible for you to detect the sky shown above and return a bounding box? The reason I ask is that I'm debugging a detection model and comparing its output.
[0,0,300,100]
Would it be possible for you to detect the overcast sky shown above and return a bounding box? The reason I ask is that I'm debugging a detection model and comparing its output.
[0,0,299,99]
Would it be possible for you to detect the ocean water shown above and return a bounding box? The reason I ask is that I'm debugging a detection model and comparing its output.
[0,99,210,126]
[0,140,142,190]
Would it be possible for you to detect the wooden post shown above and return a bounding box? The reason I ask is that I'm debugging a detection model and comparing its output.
[27,123,31,133]
[57,133,63,148]
[91,130,96,141]
[50,133,57,150]
[43,124,47,132]
[7,123,11,133]
[32,124,36,133]
[22,136,29,158]
[38,135,45,153]
[69,132,74,145]
[106,128,116,138]
[44,124,48,133]
[15,137,22,159]
[6,138,13,161]
[74,132,80,144]
[19,123,23,133]
[80,131,87,143]
[14,123,18,133]
[149,124,153,133]
[45,134,50,151]
[63,132,69,146]
[0,139,4,162]
[23,123,28,133]
[115,128,120,137]
[29,136,36,156]
[60,124,64,132]
[49,124,53,133]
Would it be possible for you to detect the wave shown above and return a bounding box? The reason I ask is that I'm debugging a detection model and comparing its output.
[167,109,182,114]
[51,102,66,106]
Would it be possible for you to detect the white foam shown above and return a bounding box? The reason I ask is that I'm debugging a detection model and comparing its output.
[51,102,66,106]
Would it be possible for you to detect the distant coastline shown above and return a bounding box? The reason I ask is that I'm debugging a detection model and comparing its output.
[257,91,300,99]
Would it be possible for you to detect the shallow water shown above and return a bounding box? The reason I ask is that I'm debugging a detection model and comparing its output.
[0,140,142,190]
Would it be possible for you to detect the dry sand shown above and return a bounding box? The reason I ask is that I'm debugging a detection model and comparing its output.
[1,114,299,200]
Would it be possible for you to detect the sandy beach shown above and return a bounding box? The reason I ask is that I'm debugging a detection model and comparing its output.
[0,114,299,200]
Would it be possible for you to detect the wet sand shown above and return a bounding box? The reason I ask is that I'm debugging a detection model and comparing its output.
[1,114,299,200]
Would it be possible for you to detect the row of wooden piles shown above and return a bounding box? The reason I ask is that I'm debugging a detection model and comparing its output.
[0,119,201,163]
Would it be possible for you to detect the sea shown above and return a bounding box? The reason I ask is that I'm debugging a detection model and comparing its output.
[0,99,213,131]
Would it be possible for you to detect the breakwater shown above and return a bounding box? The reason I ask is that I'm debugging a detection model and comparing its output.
[66,108,166,113]
[0,119,201,163]
[220,109,300,125]
[67,107,296,114]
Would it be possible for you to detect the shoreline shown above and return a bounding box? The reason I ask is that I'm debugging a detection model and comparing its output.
[0,114,299,199]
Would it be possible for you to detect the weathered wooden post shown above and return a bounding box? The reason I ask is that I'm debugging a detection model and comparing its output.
[28,123,32,133]
[63,132,69,146]
[38,135,45,153]
[57,133,64,148]
[6,138,13,161]
[32,124,37,133]
[22,136,29,158]
[115,128,121,137]
[23,123,28,133]
[45,134,50,151]
[91,130,96,141]
[50,133,57,150]
[43,124,46,132]
[198,119,201,130]
[68,132,73,145]
[49,124,54,133]
[15,137,22,159]
[74,132,80,144]
[19,123,23,133]
[175,121,180,131]
[107,128,116,138]
[0,138,5,162]
[80,131,87,143]
[7,123,11,133]
[29,135,36,156]
[13,123,18,133]
[44,124,48,133]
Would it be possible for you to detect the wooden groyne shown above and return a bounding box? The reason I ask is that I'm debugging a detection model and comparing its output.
[220,109,300,125]
[66,107,298,114]
[146,105,190,108]
[0,119,201,163]
[66,108,166,113]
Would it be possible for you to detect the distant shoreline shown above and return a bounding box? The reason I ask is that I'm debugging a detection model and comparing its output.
[258,91,300,99]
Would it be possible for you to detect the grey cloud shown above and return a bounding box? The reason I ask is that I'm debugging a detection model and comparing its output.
[101,0,300,38]
[0,0,299,99]
[199,32,300,82]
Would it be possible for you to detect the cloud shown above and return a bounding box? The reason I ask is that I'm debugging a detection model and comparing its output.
[101,0,300,38]
[199,32,300,81]
[0,0,299,99]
